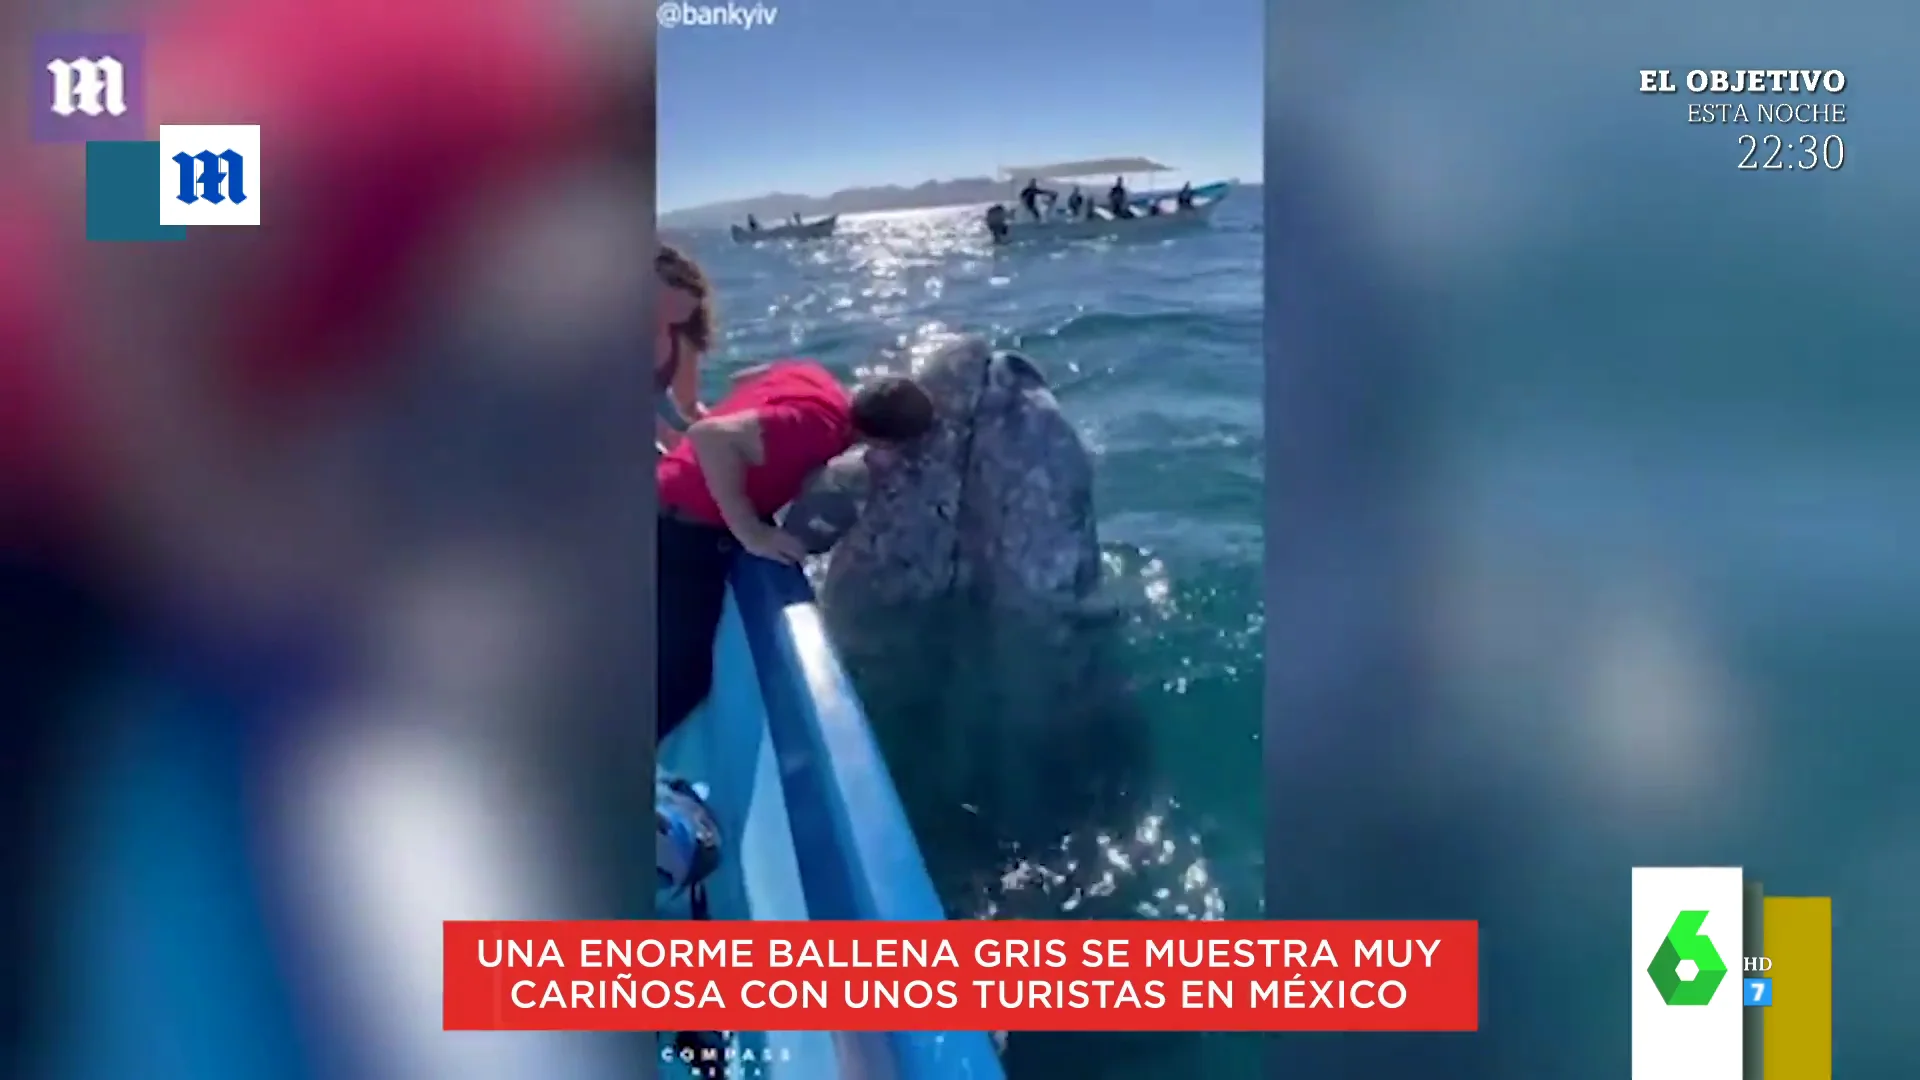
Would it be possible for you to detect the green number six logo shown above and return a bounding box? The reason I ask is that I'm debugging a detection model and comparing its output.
[1648,910,1728,1005]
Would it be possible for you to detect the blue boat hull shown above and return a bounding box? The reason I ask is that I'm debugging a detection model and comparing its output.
[660,557,1005,1080]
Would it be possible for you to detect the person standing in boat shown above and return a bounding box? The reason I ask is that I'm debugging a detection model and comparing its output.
[656,244,715,450]
[1176,182,1194,210]
[1019,177,1056,220]
[746,213,759,230]
[1108,176,1131,218]
[656,360,938,743]
[1066,186,1084,218]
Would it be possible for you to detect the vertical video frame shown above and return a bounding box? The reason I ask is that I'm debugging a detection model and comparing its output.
[655,0,1263,1075]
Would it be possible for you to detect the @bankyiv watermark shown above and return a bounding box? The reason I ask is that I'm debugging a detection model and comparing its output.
[658,2,778,29]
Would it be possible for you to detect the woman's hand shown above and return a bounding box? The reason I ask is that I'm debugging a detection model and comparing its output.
[734,520,808,565]
[656,414,683,450]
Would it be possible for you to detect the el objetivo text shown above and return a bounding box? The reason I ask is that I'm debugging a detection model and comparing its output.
[1638,68,1849,125]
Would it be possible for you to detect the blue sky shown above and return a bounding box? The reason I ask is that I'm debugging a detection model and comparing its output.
[658,0,1262,212]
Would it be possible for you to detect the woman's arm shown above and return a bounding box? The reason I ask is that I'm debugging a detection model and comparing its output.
[684,411,804,564]
[669,347,705,422]
[656,412,683,450]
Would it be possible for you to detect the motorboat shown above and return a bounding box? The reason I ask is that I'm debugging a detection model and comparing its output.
[731,214,838,243]
[988,157,1232,244]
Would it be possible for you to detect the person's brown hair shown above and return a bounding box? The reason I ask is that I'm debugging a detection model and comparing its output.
[849,375,936,442]
[655,243,714,353]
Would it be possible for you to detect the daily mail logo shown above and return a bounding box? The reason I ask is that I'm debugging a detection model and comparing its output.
[32,31,147,143]
[159,124,262,227]
[33,32,261,239]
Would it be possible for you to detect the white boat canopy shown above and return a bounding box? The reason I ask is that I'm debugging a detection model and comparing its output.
[998,157,1173,181]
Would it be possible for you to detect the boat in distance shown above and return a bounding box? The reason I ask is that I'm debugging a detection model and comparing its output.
[987,157,1232,243]
[731,214,838,243]
[989,181,1232,243]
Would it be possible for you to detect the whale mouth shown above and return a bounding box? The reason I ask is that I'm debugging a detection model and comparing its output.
[780,448,871,555]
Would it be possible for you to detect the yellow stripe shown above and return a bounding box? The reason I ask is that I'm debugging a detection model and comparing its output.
[1761,896,1831,1078]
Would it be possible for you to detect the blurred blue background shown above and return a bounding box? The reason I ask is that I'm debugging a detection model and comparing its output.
[1264,0,1919,1076]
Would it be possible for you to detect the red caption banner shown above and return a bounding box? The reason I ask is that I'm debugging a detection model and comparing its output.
[443,919,1478,1032]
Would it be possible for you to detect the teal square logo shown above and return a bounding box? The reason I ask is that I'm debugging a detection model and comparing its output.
[85,140,185,241]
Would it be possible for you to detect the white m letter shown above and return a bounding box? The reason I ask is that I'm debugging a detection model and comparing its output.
[47,57,126,118]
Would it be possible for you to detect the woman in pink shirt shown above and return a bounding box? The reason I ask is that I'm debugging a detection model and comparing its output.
[655,362,937,742]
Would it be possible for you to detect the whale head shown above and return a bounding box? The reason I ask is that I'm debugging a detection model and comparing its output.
[785,333,1100,613]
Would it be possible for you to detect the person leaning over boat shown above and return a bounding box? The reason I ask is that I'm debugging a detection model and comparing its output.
[985,203,1010,242]
[656,359,937,742]
[1019,177,1056,220]
[656,244,714,449]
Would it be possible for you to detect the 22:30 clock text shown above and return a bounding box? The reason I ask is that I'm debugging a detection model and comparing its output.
[1737,134,1845,171]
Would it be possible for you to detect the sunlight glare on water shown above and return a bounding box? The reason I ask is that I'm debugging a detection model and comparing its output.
[971,801,1229,922]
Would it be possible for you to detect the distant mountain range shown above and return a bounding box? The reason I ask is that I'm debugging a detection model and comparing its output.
[658,177,1258,229]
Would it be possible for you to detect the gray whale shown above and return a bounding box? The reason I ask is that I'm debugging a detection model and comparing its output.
[782,334,1194,920]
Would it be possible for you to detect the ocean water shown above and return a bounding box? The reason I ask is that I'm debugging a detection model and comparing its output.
[666,194,1264,1077]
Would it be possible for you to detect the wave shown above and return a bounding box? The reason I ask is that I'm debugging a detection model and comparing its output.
[1027,308,1258,351]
